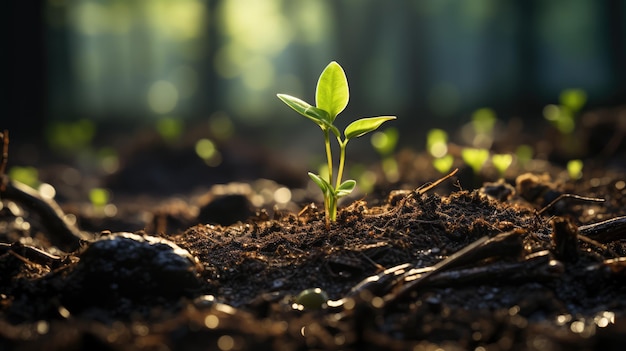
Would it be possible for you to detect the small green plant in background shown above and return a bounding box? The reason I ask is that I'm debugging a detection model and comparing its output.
[433,155,454,174]
[371,127,399,182]
[351,164,378,194]
[515,144,534,167]
[277,61,396,227]
[470,107,497,148]
[426,128,449,158]
[89,188,110,208]
[491,154,513,178]
[461,148,489,175]
[156,117,184,143]
[195,138,222,167]
[567,159,583,180]
[543,88,587,135]
[560,89,587,112]
[426,128,454,174]
[89,187,114,217]
[46,119,96,154]
[8,166,40,189]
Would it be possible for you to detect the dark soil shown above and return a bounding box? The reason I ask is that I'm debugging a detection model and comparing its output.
[1,109,626,351]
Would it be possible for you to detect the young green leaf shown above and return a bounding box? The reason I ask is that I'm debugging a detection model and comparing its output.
[344,116,396,140]
[461,148,489,174]
[305,107,333,127]
[277,94,331,126]
[308,172,331,195]
[315,61,349,121]
[277,94,312,115]
[491,154,513,176]
[336,179,356,197]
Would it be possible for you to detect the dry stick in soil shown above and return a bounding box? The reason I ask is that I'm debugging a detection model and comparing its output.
[537,193,605,216]
[0,241,64,267]
[537,193,619,257]
[409,250,562,289]
[578,216,626,243]
[378,168,458,228]
[348,217,626,306]
[382,235,489,305]
[552,217,618,259]
[410,167,459,199]
[380,229,531,306]
[0,131,90,251]
[339,229,524,302]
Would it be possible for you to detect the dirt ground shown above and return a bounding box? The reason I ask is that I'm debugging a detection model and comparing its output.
[1,109,626,350]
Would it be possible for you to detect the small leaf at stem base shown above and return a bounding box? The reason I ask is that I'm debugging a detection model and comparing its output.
[308,172,331,195]
[336,179,356,197]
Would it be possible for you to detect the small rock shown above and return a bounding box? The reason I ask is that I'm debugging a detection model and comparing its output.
[64,232,203,302]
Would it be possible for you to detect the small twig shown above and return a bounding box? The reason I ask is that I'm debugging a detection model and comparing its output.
[387,168,459,219]
[415,168,459,196]
[0,242,64,268]
[1,178,91,252]
[537,193,605,216]
[419,250,562,287]
[381,230,525,305]
[579,216,626,243]
[0,130,89,252]
[383,235,489,305]
[577,234,618,258]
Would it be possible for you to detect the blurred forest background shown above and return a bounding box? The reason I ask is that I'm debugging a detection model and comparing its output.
[4,0,626,167]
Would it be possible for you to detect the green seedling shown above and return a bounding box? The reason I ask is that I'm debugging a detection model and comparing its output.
[544,89,587,135]
[426,128,449,158]
[89,188,110,208]
[567,159,583,180]
[471,108,496,135]
[426,128,454,174]
[353,166,378,194]
[433,154,454,174]
[543,104,573,134]
[371,127,399,156]
[491,154,513,178]
[515,144,534,167]
[156,117,184,142]
[371,127,399,182]
[560,89,587,113]
[46,119,95,153]
[8,166,40,189]
[195,138,222,167]
[470,108,497,148]
[89,187,112,217]
[461,148,489,175]
[277,61,396,227]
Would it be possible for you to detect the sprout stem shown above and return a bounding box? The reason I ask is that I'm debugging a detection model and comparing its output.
[323,129,333,227]
[335,141,347,190]
[323,130,333,186]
